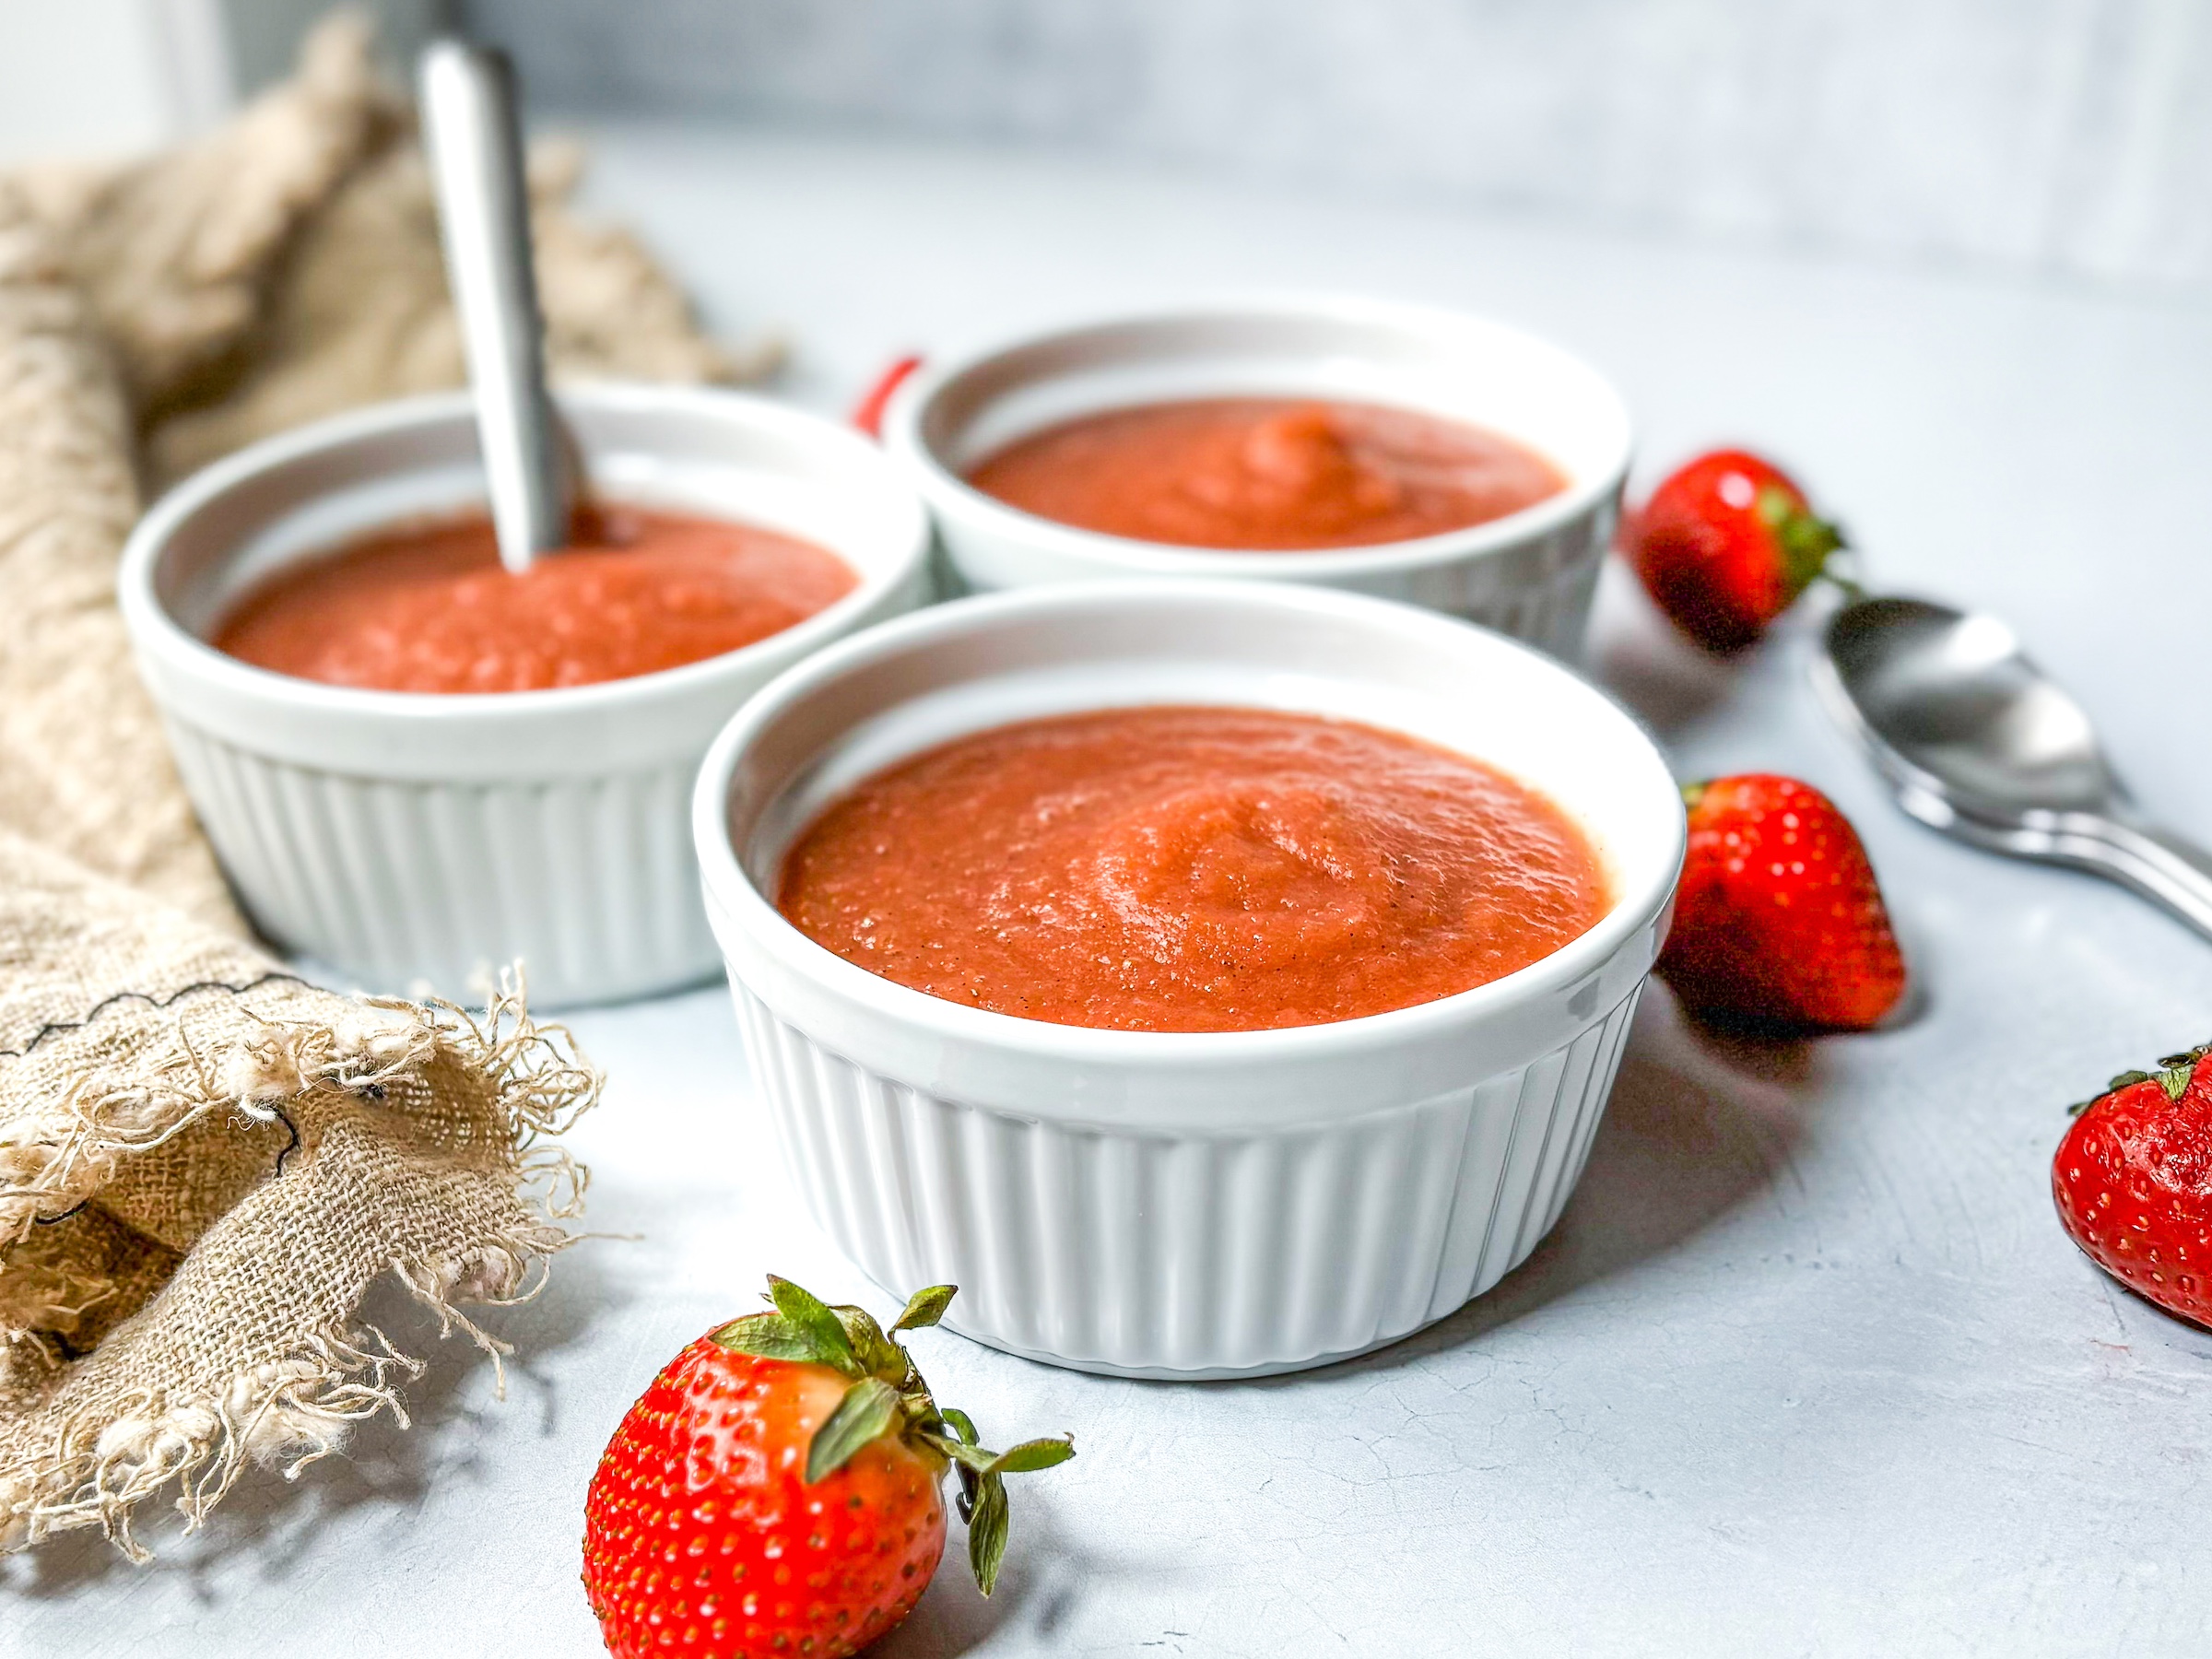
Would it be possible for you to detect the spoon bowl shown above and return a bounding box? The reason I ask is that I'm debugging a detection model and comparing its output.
[1818,594,2212,941]
[1822,597,2121,818]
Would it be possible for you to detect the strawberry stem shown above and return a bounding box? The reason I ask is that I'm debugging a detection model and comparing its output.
[1758,484,1848,598]
[807,1377,901,1481]
[715,1278,1075,1598]
[2065,1042,2212,1115]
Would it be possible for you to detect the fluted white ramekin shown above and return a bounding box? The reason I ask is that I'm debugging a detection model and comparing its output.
[120,384,931,1006]
[694,582,1684,1377]
[881,295,1633,660]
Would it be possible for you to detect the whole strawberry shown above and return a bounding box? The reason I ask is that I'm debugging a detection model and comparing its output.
[1624,448,1846,652]
[2055,1043,2212,1327]
[1658,773,1905,1031]
[582,1277,1072,1659]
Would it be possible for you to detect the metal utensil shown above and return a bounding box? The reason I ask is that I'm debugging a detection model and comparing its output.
[1817,594,2212,940]
[419,39,571,572]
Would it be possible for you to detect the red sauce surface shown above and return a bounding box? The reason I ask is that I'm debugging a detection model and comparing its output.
[214,505,858,693]
[966,397,1567,551]
[779,705,1607,1033]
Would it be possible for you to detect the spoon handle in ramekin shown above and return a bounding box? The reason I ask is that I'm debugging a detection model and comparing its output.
[420,40,572,573]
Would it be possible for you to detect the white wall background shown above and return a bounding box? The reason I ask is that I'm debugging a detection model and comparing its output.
[461,0,2212,291]
[3,1,2206,291]
[0,0,441,166]
[0,0,232,164]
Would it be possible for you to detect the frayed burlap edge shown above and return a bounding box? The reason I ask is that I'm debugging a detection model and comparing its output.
[0,978,600,1560]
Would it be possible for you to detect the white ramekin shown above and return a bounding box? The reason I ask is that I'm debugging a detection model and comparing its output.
[693,582,1684,1378]
[880,295,1633,661]
[120,383,931,1007]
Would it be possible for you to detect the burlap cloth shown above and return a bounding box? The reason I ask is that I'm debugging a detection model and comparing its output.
[0,17,764,1558]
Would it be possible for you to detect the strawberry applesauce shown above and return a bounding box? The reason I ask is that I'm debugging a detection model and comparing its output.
[778,705,1607,1033]
[965,397,1566,550]
[215,504,857,693]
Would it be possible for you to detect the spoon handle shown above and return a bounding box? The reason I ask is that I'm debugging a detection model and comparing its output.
[1907,800,2212,944]
[420,40,571,574]
[2093,819,2212,942]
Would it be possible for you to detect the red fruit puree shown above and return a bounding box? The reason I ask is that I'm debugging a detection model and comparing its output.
[215,504,857,693]
[779,705,1607,1033]
[966,397,1566,550]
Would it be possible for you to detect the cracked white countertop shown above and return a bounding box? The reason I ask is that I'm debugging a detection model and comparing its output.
[7,131,2212,1657]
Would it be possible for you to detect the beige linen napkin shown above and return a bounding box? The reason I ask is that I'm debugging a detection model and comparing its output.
[0,15,757,1557]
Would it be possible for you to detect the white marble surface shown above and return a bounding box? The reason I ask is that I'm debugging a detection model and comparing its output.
[9,130,2212,1656]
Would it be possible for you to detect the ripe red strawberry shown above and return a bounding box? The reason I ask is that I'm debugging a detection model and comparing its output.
[850,354,924,439]
[582,1278,1072,1659]
[1623,448,1847,652]
[2055,1043,2212,1328]
[1658,773,1905,1031]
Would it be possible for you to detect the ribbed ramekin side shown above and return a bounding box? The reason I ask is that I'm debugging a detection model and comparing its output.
[1389,506,1613,659]
[1419,985,1642,1323]
[728,982,1645,1377]
[163,721,713,1004]
[1536,983,1643,1238]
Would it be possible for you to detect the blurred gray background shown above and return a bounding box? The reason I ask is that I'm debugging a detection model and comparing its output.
[457,0,2212,289]
[3,0,2206,291]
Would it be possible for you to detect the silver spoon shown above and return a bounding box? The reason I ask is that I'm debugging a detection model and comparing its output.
[1817,595,2212,940]
[419,40,571,573]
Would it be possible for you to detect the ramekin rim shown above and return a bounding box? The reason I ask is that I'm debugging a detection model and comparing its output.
[691,578,1686,1065]
[117,382,933,726]
[879,290,1634,577]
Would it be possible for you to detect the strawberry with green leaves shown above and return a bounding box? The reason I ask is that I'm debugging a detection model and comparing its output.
[582,1277,1072,1659]
[2056,1042,2212,1328]
[1623,448,1849,653]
